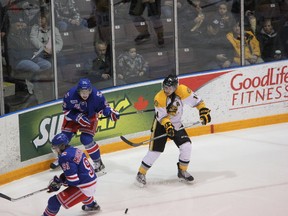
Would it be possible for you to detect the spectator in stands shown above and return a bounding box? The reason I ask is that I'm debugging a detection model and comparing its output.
[188,0,205,34]
[210,3,234,34]
[200,18,236,70]
[123,0,164,46]
[30,13,63,63]
[88,40,114,89]
[226,21,264,65]
[5,0,41,32]
[230,0,257,32]
[92,41,111,80]
[54,0,88,31]
[117,47,149,84]
[161,0,184,19]
[257,18,286,62]
[21,0,41,28]
[245,10,257,34]
[88,0,111,46]
[178,0,206,47]
[6,15,51,78]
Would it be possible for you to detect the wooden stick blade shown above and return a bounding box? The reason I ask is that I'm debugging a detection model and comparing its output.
[120,136,144,147]
[120,121,202,147]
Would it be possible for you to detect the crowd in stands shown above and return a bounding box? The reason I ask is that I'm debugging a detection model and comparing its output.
[1,0,288,114]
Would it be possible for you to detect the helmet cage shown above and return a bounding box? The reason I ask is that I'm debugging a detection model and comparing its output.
[163,75,178,88]
[51,133,69,155]
[77,78,92,92]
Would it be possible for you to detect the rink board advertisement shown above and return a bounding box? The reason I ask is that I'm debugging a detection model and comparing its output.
[19,84,159,161]
[180,63,288,124]
[18,62,288,161]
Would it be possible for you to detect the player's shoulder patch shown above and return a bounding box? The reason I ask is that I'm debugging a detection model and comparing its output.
[175,84,192,99]
[154,90,167,108]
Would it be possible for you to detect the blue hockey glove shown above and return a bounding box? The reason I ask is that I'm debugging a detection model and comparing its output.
[103,107,120,121]
[110,109,120,121]
[47,176,62,193]
[76,113,91,127]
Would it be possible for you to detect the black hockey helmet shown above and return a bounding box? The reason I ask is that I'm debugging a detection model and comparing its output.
[163,74,178,88]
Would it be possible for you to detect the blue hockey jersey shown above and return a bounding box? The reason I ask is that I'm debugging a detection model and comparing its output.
[63,86,110,120]
[59,146,97,189]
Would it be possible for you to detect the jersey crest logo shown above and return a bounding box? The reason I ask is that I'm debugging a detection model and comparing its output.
[154,100,159,107]
[167,105,177,116]
[70,100,78,104]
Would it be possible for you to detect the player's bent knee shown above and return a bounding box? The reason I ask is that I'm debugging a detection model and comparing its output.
[80,133,93,146]
[48,195,61,213]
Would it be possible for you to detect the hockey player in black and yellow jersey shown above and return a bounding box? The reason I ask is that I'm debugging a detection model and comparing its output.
[136,74,211,187]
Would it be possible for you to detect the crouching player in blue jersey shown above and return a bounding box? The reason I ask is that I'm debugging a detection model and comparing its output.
[42,133,100,216]
[50,78,120,175]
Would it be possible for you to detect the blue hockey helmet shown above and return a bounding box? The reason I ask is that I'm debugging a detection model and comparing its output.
[51,133,69,154]
[163,74,178,88]
[77,78,92,92]
[51,133,69,146]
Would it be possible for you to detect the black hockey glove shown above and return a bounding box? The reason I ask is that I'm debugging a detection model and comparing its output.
[47,175,62,193]
[47,173,67,193]
[199,107,211,125]
[164,122,175,138]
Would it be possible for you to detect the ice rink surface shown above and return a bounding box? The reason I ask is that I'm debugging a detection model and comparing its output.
[1,123,288,216]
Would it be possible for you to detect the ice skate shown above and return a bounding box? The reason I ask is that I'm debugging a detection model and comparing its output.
[50,159,59,169]
[82,202,101,212]
[94,160,106,176]
[177,162,194,183]
[135,172,146,187]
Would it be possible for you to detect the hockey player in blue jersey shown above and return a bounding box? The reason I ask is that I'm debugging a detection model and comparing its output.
[50,78,120,175]
[42,133,100,216]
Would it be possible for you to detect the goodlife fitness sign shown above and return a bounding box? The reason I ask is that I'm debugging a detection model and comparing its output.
[181,62,288,123]
[230,64,288,110]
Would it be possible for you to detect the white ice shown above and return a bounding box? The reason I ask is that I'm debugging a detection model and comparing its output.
[1,123,288,216]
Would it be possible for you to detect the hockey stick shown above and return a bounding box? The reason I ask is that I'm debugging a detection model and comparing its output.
[0,187,48,202]
[99,108,154,120]
[120,121,201,147]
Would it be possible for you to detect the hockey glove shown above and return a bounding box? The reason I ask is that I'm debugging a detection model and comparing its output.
[199,107,211,125]
[110,109,120,121]
[59,173,67,185]
[47,175,62,193]
[103,107,120,121]
[164,122,175,138]
[76,113,91,127]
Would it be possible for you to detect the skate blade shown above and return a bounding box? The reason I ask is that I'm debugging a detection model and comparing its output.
[134,180,145,188]
[96,170,107,177]
[178,178,194,184]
